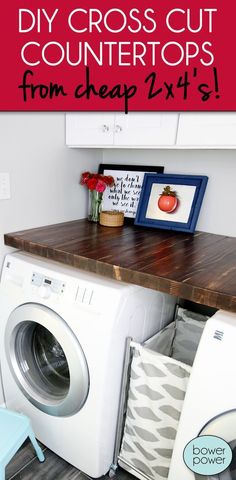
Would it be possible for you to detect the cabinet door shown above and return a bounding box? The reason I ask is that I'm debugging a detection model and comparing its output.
[114,113,179,146]
[177,113,236,146]
[66,113,115,146]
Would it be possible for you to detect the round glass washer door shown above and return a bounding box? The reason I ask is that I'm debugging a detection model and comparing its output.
[5,303,89,417]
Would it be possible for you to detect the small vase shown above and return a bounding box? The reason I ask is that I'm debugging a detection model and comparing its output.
[88,190,103,222]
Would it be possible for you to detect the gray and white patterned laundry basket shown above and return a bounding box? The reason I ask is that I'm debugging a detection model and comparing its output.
[118,307,208,480]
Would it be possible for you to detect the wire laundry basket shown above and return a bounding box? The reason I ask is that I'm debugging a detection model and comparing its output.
[111,307,209,480]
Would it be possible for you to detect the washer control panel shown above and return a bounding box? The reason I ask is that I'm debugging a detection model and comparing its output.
[31,272,65,298]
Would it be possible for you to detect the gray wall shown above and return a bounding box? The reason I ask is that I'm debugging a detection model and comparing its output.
[102,148,236,237]
[0,113,102,267]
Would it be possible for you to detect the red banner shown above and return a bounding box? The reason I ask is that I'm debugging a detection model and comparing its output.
[0,0,234,112]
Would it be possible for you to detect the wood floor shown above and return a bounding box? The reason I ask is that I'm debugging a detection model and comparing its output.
[6,440,134,480]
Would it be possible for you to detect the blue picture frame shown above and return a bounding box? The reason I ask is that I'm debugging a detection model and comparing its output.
[135,173,208,233]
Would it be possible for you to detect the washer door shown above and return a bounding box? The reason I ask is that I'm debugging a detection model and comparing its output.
[5,303,89,417]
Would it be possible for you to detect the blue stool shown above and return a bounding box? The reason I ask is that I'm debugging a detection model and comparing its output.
[0,407,45,480]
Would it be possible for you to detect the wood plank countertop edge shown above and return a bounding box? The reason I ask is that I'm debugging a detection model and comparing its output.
[4,220,236,313]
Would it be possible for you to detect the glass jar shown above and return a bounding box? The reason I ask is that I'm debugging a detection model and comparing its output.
[88,190,103,222]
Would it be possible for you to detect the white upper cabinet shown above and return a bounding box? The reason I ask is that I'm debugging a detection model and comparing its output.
[66,112,236,148]
[177,113,236,147]
[66,113,115,146]
[66,112,178,148]
[113,113,178,146]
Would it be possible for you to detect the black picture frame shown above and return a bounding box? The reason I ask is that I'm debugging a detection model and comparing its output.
[135,173,208,233]
[98,164,164,223]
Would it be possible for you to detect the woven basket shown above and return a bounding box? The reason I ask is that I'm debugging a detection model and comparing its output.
[99,210,124,227]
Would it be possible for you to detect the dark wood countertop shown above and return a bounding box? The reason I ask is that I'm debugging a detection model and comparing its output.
[4,219,236,312]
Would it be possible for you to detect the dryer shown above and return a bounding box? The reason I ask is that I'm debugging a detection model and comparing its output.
[0,252,176,478]
[168,310,236,480]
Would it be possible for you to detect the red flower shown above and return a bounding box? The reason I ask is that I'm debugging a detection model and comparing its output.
[104,175,115,186]
[80,171,90,185]
[80,171,115,192]
[87,178,97,190]
[96,180,106,192]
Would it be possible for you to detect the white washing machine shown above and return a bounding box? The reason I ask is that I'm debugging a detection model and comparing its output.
[168,310,236,480]
[0,252,176,478]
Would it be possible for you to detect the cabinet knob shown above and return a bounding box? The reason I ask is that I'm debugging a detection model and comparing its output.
[102,124,109,132]
[115,125,123,133]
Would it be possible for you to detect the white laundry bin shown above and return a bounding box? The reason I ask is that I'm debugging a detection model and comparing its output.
[116,307,209,480]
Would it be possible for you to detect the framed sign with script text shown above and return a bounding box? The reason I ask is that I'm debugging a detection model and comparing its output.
[98,164,164,222]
